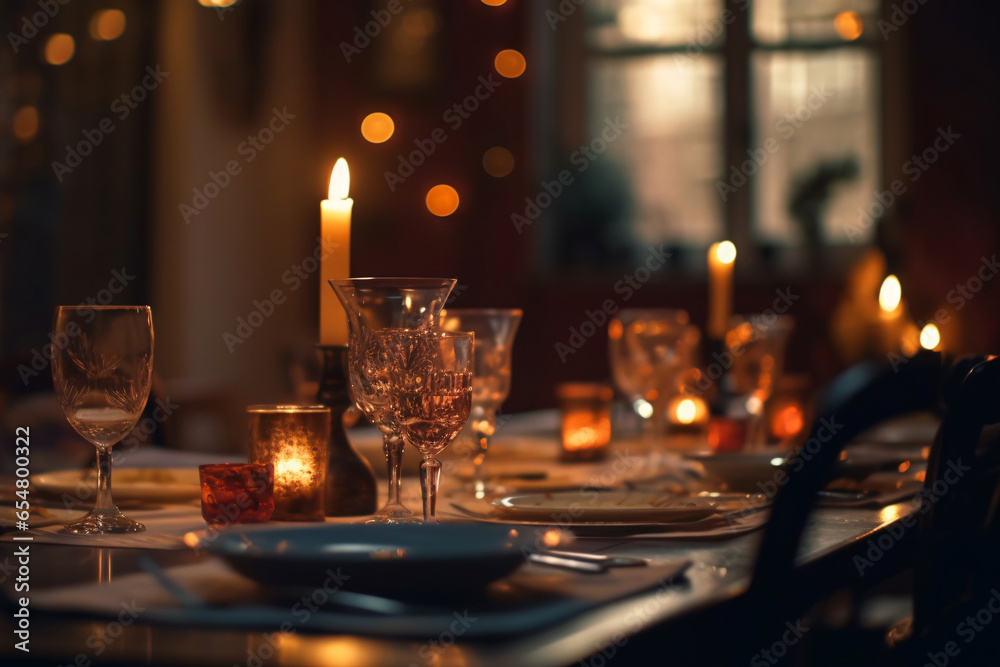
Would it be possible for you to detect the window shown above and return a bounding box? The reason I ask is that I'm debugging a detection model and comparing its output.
[577,0,882,261]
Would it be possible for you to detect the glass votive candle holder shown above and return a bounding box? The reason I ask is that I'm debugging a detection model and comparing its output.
[247,405,330,521]
[557,383,613,462]
[198,463,274,526]
[708,416,748,452]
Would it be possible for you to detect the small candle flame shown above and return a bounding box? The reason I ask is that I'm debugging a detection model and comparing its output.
[919,323,941,350]
[675,399,697,424]
[715,240,736,264]
[879,275,901,312]
[328,158,350,200]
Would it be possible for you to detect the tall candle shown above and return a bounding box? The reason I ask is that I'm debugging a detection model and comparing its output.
[320,158,352,345]
[708,240,736,340]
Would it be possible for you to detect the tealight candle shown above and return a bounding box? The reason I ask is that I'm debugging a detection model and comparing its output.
[557,383,613,461]
[247,405,330,521]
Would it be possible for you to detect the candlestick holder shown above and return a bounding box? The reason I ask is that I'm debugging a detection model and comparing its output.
[317,345,377,516]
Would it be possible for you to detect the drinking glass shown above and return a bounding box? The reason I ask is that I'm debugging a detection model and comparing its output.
[383,330,473,523]
[439,308,521,498]
[330,277,455,523]
[608,309,700,449]
[725,315,794,446]
[51,306,154,534]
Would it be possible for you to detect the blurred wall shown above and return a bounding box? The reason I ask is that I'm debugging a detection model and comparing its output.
[153,1,323,447]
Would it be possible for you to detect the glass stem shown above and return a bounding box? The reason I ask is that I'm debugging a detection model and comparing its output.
[94,445,114,512]
[384,432,404,507]
[471,409,496,495]
[420,457,442,523]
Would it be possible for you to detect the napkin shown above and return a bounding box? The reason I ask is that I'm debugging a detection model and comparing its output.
[29,555,693,640]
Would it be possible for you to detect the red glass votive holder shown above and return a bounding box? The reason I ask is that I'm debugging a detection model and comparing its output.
[198,463,274,526]
[708,417,748,452]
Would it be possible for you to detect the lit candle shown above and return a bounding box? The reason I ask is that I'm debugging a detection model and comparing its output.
[668,396,709,426]
[708,241,736,340]
[320,158,352,345]
[878,274,906,353]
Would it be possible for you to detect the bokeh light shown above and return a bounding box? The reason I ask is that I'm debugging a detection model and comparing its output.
[481,0,508,6]
[12,106,39,142]
[494,49,526,79]
[360,112,395,144]
[879,275,902,312]
[919,323,941,350]
[715,240,736,264]
[482,146,514,177]
[44,34,75,66]
[834,11,863,41]
[90,9,127,41]
[426,185,460,217]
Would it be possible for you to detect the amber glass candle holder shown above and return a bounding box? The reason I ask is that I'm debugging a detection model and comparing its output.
[557,383,613,462]
[199,463,274,526]
[247,405,330,521]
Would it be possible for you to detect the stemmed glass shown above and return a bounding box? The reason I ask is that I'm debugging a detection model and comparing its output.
[608,309,700,451]
[725,315,794,447]
[383,330,473,523]
[440,308,522,499]
[330,278,455,523]
[51,306,154,534]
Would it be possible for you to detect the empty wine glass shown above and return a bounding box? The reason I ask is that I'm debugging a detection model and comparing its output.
[330,278,455,523]
[440,308,522,498]
[383,329,473,523]
[51,306,154,534]
[608,309,700,451]
[725,315,794,447]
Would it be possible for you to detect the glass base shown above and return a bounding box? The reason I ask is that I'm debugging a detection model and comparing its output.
[365,502,420,524]
[60,507,146,535]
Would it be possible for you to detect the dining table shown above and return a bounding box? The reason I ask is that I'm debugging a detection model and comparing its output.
[0,410,932,667]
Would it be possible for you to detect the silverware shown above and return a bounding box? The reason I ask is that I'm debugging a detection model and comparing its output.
[526,549,648,573]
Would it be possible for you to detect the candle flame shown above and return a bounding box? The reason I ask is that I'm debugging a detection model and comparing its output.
[919,323,941,350]
[328,158,350,200]
[715,240,736,264]
[675,399,697,424]
[879,275,901,312]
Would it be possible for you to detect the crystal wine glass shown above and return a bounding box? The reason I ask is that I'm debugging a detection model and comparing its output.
[51,305,154,534]
[440,308,521,499]
[725,315,794,447]
[383,329,473,523]
[608,308,700,451]
[330,277,455,523]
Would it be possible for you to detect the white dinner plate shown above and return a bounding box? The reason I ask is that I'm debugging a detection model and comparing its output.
[491,490,758,523]
[31,467,201,503]
[203,523,533,597]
